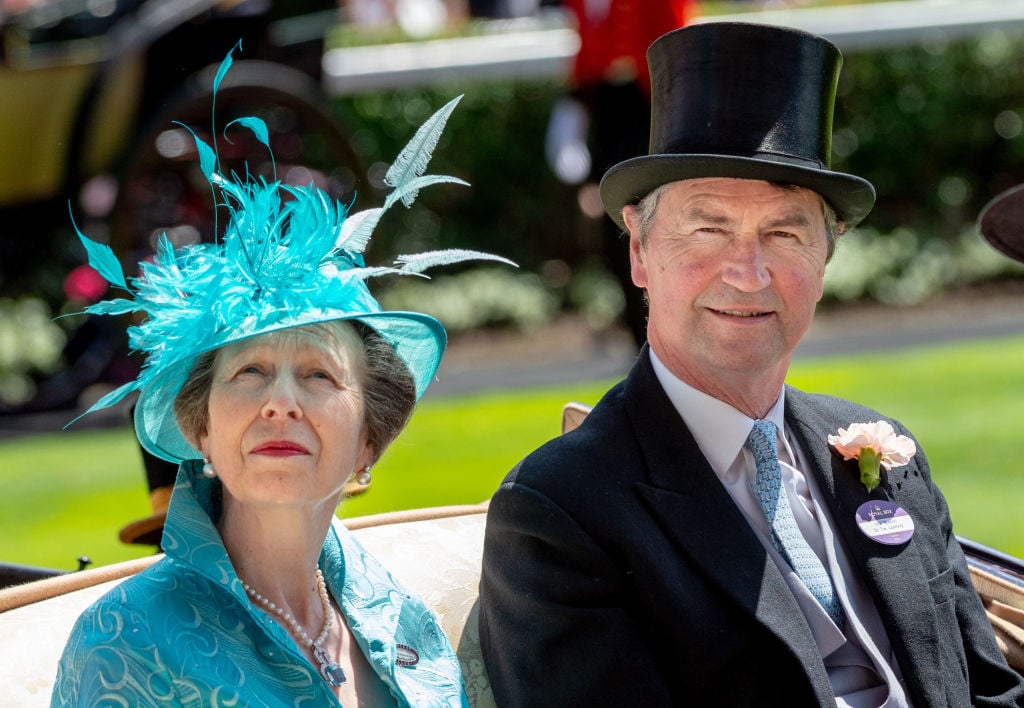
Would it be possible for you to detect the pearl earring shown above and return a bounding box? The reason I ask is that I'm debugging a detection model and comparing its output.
[202,458,217,478]
[355,466,371,486]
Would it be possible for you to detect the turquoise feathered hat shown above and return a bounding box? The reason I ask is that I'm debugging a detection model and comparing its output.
[72,46,514,463]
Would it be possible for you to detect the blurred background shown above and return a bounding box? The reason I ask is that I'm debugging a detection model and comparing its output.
[2,0,1023,415]
[2,0,1024,574]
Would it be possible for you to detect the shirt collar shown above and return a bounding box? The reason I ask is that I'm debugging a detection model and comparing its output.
[649,350,789,475]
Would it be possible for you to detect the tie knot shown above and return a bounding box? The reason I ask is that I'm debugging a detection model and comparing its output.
[746,419,779,460]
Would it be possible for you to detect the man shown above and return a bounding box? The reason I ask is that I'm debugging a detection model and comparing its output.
[478,22,1024,707]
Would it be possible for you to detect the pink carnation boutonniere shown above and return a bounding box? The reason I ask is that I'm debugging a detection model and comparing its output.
[827,421,917,493]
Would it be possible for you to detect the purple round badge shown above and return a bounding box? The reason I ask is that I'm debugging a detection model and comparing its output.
[855,500,915,545]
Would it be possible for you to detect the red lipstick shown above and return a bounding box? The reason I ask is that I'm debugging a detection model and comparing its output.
[251,441,309,456]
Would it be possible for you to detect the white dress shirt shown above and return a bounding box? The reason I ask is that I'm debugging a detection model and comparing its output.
[650,351,912,708]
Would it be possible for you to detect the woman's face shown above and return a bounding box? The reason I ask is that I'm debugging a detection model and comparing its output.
[198,324,373,509]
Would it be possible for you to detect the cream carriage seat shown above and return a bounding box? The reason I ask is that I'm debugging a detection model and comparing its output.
[0,504,495,708]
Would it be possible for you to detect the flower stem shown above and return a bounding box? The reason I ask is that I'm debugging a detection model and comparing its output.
[859,447,882,492]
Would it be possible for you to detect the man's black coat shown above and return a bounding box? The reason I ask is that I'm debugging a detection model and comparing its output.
[479,348,1024,707]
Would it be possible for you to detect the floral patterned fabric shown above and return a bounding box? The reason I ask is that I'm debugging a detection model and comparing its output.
[51,460,469,707]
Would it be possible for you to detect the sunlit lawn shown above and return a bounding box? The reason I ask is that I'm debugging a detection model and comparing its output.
[2,334,1023,571]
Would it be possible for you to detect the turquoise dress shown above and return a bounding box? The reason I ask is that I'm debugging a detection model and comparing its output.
[51,460,469,707]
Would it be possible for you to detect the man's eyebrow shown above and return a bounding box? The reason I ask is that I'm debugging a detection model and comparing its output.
[764,211,812,229]
[683,207,731,224]
[680,208,812,229]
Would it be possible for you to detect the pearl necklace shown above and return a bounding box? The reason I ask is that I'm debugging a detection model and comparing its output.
[242,568,347,686]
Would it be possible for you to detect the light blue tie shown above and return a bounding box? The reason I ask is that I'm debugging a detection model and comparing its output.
[747,420,845,629]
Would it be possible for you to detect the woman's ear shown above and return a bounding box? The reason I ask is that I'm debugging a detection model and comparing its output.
[358,441,377,472]
[343,444,377,499]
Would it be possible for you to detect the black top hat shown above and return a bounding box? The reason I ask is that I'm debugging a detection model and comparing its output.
[600,22,876,230]
[979,183,1024,264]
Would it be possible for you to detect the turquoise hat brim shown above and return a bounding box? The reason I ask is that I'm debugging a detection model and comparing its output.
[134,309,446,463]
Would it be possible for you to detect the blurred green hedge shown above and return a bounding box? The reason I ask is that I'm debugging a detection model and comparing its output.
[329,25,1024,315]
[835,29,1024,240]
[8,22,1024,401]
[331,82,581,277]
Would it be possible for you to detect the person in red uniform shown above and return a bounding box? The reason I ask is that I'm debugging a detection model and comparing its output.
[549,0,697,346]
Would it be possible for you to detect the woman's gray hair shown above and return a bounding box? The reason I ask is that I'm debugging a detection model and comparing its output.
[173,320,417,464]
[350,321,417,460]
[628,181,842,260]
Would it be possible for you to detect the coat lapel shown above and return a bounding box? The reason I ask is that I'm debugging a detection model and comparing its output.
[323,522,407,698]
[784,389,945,706]
[622,352,833,700]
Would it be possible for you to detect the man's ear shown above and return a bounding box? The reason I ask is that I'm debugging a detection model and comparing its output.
[624,206,648,289]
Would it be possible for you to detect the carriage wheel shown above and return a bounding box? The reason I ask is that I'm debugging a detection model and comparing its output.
[110,59,364,271]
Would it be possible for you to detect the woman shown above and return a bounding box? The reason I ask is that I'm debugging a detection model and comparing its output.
[51,48,511,706]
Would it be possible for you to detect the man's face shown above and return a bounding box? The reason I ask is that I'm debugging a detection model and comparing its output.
[626,178,829,390]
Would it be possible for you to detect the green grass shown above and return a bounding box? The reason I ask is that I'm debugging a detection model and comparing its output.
[786,335,1024,559]
[3,334,1023,571]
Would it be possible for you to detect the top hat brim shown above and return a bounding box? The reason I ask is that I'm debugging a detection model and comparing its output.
[118,482,173,546]
[979,183,1024,263]
[119,513,167,546]
[600,153,876,232]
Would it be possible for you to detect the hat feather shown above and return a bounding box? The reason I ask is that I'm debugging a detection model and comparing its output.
[67,46,514,446]
[385,95,462,207]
